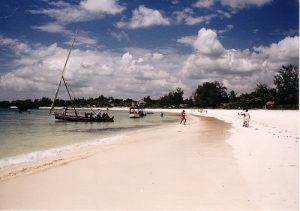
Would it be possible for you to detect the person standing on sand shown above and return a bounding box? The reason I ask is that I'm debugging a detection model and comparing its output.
[241,108,250,127]
[180,110,187,125]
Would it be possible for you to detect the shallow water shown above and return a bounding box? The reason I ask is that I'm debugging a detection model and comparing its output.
[0,108,178,167]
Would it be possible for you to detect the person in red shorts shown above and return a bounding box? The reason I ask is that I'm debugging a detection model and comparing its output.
[180,110,186,125]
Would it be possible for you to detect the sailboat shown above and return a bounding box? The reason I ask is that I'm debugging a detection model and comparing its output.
[48,32,114,122]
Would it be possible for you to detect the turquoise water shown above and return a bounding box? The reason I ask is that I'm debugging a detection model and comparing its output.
[0,109,178,167]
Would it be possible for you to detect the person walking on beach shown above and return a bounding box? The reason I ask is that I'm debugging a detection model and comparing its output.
[241,108,250,127]
[180,110,186,125]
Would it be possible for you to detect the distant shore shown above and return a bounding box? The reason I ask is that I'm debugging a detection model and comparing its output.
[0,108,298,210]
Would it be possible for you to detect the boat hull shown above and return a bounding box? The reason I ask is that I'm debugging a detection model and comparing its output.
[54,113,114,122]
[129,113,140,118]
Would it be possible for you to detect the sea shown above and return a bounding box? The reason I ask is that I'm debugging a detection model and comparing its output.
[0,108,178,168]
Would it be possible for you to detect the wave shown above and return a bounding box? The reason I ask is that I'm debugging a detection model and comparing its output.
[0,134,128,169]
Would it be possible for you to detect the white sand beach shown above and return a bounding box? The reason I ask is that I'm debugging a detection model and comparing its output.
[193,109,299,211]
[0,109,298,210]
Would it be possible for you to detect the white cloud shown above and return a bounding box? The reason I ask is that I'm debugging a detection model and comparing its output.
[117,6,170,29]
[193,0,272,9]
[216,10,232,18]
[30,0,124,45]
[32,23,97,46]
[177,36,196,46]
[216,24,234,33]
[193,28,225,57]
[220,0,272,9]
[152,53,164,61]
[0,37,184,100]
[174,8,206,25]
[121,52,134,65]
[173,7,230,26]
[48,1,71,7]
[32,23,70,34]
[180,28,299,93]
[29,0,124,24]
[253,36,299,63]
[80,0,124,14]
[110,30,129,41]
[0,36,31,55]
[0,30,298,100]
[194,0,215,8]
[29,6,90,24]
[184,16,204,25]
[73,34,98,45]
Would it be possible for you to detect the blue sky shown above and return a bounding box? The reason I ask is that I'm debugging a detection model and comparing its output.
[0,0,298,100]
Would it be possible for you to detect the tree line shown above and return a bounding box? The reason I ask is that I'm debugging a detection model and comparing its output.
[0,65,298,110]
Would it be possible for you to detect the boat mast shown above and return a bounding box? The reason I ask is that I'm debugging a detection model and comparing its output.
[49,31,78,116]
[62,75,78,116]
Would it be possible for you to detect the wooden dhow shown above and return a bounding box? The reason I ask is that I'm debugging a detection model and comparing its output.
[49,31,114,122]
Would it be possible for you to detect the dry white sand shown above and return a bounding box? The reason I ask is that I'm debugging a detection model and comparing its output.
[0,108,298,210]
[192,109,299,211]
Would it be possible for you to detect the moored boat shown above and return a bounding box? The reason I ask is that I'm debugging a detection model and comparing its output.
[49,31,114,123]
[54,112,114,122]
[129,106,140,118]
[129,104,147,118]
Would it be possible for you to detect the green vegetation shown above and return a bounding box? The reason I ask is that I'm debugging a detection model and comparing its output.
[0,65,298,110]
[274,65,299,105]
[194,81,228,107]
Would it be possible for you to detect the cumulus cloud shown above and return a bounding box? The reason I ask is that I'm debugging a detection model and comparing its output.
[117,5,170,29]
[253,36,299,63]
[180,28,299,93]
[0,28,298,100]
[193,28,225,57]
[0,37,184,100]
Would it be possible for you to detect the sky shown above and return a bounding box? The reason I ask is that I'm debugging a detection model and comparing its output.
[0,0,298,101]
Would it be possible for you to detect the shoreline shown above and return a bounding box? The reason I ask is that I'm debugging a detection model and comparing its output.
[0,113,179,182]
[0,109,298,210]
[0,108,179,176]
[194,109,299,210]
[0,113,257,210]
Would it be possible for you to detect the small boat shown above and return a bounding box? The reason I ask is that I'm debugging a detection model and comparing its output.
[129,106,140,118]
[49,31,114,123]
[9,105,28,112]
[129,104,147,118]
